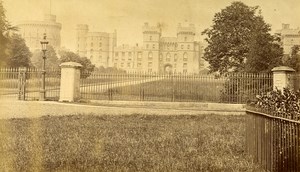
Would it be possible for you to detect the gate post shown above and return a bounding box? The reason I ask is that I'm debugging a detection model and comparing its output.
[59,62,82,102]
[271,66,295,91]
[18,67,27,100]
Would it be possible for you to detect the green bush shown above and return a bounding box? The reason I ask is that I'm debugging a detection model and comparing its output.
[255,88,300,120]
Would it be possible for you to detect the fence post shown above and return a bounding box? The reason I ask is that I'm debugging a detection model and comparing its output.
[18,67,27,100]
[59,62,82,102]
[271,66,295,91]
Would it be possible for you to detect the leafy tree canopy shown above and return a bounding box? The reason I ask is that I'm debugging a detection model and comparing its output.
[31,45,60,70]
[59,50,95,78]
[202,1,283,74]
[7,33,32,68]
[0,1,10,66]
[284,45,300,71]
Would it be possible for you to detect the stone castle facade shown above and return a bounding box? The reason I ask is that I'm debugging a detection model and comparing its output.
[275,24,300,55]
[17,14,62,52]
[76,23,204,73]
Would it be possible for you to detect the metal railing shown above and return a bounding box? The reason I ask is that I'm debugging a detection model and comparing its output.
[246,109,300,171]
[80,72,273,104]
[0,68,61,100]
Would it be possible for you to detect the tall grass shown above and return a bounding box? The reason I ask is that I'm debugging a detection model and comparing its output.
[0,114,262,171]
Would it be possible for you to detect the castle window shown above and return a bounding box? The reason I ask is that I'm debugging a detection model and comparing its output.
[137,63,142,67]
[183,63,187,68]
[148,52,153,60]
[153,44,155,49]
[127,63,131,67]
[115,52,119,57]
[181,44,184,49]
[187,45,190,49]
[184,37,187,42]
[183,52,188,61]
[99,43,102,47]
[166,53,171,62]
[91,42,93,47]
[174,54,178,61]
[148,62,152,67]
[138,52,142,61]
[150,36,152,41]
[159,54,163,61]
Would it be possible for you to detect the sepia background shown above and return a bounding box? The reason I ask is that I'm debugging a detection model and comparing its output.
[3,0,300,51]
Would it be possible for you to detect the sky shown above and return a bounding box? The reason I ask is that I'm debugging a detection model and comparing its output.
[2,0,300,51]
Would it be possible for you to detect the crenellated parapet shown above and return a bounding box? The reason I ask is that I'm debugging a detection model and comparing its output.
[177,23,195,35]
[142,22,161,35]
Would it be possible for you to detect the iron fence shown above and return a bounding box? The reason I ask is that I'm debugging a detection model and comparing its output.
[80,72,273,104]
[0,68,61,100]
[246,108,300,171]
[0,68,19,96]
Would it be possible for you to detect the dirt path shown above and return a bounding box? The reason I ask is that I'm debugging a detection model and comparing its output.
[0,98,244,119]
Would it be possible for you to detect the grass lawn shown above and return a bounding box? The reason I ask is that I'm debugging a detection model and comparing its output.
[0,114,261,171]
[82,79,225,102]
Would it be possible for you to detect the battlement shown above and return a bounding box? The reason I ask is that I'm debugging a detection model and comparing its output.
[177,23,195,35]
[142,22,161,34]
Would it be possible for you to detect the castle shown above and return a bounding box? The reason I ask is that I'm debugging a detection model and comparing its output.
[17,14,62,52]
[76,23,204,73]
[275,24,300,55]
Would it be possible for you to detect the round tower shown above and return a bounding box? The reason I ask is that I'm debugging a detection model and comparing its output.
[76,24,89,57]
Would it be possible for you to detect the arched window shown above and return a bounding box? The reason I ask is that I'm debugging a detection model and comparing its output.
[148,52,153,60]
[183,52,188,61]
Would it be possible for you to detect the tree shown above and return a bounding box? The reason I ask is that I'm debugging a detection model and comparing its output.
[202,1,283,74]
[284,45,300,71]
[59,50,95,78]
[6,34,32,68]
[0,1,12,67]
[31,45,60,70]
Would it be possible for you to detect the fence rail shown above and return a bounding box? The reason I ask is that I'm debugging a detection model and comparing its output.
[246,109,300,172]
[0,68,61,100]
[80,72,273,104]
[0,68,273,103]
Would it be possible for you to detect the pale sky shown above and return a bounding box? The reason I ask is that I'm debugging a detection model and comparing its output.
[3,0,300,51]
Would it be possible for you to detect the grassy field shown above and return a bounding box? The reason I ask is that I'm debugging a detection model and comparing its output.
[82,79,225,102]
[0,114,261,171]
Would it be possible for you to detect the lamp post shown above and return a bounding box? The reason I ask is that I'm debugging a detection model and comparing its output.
[40,33,48,101]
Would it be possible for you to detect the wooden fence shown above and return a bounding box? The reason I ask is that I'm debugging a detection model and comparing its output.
[246,109,300,171]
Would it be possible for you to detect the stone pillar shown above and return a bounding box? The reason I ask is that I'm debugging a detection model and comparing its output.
[59,62,82,102]
[271,66,295,91]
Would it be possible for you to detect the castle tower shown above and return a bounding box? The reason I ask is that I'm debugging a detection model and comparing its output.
[176,23,198,73]
[108,30,117,67]
[76,24,89,57]
[142,22,161,72]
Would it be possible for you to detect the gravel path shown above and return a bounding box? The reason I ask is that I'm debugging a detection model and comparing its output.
[0,99,245,119]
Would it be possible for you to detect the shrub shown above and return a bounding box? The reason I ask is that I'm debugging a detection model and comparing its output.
[254,87,300,120]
